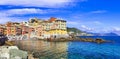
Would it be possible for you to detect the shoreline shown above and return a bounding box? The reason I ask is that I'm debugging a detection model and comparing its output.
[37,37,113,44]
[2,37,114,59]
[3,36,114,46]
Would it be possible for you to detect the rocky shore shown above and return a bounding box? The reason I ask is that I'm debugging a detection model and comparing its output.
[45,36,113,44]
[0,46,28,59]
[0,36,114,59]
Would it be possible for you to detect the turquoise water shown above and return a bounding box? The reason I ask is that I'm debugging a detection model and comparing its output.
[17,36,120,59]
[68,36,120,59]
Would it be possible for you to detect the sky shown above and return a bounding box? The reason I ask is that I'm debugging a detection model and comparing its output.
[0,0,120,35]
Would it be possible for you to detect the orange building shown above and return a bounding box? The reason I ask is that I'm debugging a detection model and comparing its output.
[6,22,22,36]
[0,24,5,34]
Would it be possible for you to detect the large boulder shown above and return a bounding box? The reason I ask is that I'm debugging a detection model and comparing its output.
[10,49,28,59]
[0,46,28,59]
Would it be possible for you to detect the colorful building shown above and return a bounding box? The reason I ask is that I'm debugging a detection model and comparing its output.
[6,22,22,36]
[0,24,6,35]
[0,27,4,34]
[49,18,67,36]
[21,25,29,35]
[0,17,68,39]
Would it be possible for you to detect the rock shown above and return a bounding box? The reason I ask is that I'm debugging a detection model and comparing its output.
[0,46,28,59]
[13,56,21,59]
[95,38,105,43]
[85,38,94,42]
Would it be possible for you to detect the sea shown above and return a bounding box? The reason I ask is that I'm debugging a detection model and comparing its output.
[67,36,120,59]
[17,36,120,59]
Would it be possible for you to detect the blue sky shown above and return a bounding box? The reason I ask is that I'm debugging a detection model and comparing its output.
[0,0,120,34]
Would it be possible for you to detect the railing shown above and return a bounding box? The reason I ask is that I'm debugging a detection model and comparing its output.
[7,35,28,41]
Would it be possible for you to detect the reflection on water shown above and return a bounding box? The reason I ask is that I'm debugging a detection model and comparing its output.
[15,39,120,59]
[16,40,68,59]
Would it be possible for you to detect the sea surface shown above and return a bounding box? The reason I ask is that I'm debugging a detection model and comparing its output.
[16,36,120,59]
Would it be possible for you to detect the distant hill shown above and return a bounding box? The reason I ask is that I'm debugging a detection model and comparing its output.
[104,33,119,36]
[90,32,119,36]
[67,27,83,34]
[66,27,119,36]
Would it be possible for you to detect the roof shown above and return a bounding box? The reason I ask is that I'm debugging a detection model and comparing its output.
[55,20,66,22]
[49,17,56,22]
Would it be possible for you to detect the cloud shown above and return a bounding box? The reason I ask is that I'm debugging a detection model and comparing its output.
[0,0,80,8]
[0,17,26,24]
[0,0,87,24]
[0,8,42,23]
[0,8,73,24]
[90,10,107,14]
[67,21,79,25]
[93,21,102,25]
[0,8,55,16]
[0,8,39,23]
[80,25,94,31]
[113,27,120,31]
[6,8,47,15]
[107,27,120,35]
[112,27,120,33]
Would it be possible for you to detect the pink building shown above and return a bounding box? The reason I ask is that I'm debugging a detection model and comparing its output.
[36,25,43,37]
[6,22,22,36]
[21,26,29,35]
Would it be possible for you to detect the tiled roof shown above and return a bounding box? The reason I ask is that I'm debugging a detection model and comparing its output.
[49,17,56,22]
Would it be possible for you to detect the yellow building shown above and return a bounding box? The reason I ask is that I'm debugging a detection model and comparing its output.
[4,29,7,35]
[27,17,68,38]
[48,18,67,36]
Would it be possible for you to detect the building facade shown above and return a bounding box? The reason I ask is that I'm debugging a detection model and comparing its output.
[1,17,68,39]
[6,22,22,36]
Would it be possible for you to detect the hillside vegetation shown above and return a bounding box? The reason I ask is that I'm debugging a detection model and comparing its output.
[67,27,83,34]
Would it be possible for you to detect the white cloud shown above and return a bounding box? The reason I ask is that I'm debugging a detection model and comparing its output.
[0,17,25,24]
[0,0,87,8]
[0,17,11,24]
[93,21,102,25]
[7,8,47,14]
[80,25,94,31]
[107,27,120,35]
[0,8,72,24]
[113,27,120,31]
[0,0,77,8]
[0,0,87,24]
[0,8,45,23]
[112,27,120,32]
[0,8,52,16]
[90,10,107,14]
[67,21,79,25]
